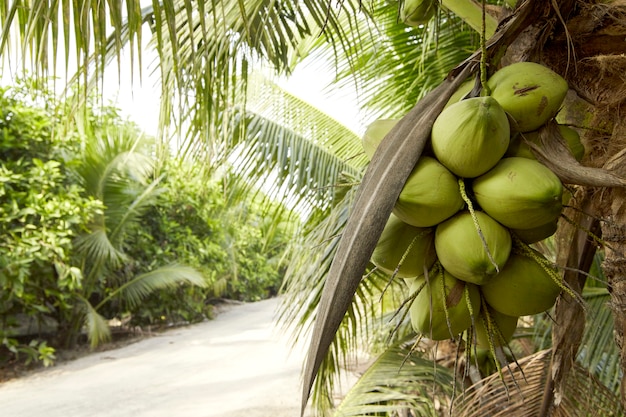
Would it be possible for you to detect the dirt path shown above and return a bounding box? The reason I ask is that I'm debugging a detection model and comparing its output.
[0,298,348,417]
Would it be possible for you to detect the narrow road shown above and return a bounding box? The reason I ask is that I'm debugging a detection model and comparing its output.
[0,298,329,417]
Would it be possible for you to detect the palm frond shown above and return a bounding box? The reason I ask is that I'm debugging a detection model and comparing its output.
[107,173,165,246]
[73,226,127,270]
[78,295,112,348]
[246,72,368,169]
[329,3,479,121]
[146,0,359,154]
[77,118,155,198]
[533,286,622,395]
[577,286,621,393]
[279,187,358,413]
[0,0,144,82]
[528,251,622,395]
[280,186,411,414]
[279,187,358,338]
[334,344,455,417]
[229,109,363,218]
[453,349,624,417]
[299,64,475,414]
[100,264,207,310]
[1,0,381,161]
[74,122,163,268]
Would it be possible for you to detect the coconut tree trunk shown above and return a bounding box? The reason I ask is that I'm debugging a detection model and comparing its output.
[493,0,626,413]
[597,137,626,406]
[599,118,626,405]
[529,0,626,412]
[549,4,626,411]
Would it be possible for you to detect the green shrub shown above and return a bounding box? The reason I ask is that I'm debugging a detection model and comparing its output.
[0,80,297,364]
[0,84,101,365]
[122,163,293,326]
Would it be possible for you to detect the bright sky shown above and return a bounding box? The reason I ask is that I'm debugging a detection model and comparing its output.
[276,58,364,134]
[105,53,364,138]
[0,13,364,139]
[101,52,162,137]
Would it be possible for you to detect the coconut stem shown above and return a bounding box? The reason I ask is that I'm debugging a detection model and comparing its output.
[481,297,504,378]
[464,285,476,322]
[458,178,500,273]
[480,0,491,96]
[386,278,427,344]
[380,230,431,301]
[560,212,605,249]
[464,285,480,381]
[512,234,585,306]
[441,270,455,339]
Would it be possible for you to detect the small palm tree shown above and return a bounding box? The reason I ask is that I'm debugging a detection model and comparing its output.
[61,108,207,348]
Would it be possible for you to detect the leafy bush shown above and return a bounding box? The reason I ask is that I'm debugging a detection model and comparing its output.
[123,162,294,327]
[0,84,101,364]
[0,80,297,367]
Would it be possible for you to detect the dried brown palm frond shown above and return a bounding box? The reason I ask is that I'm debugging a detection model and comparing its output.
[453,349,623,417]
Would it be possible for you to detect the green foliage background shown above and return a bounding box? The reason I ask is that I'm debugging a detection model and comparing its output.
[0,80,294,368]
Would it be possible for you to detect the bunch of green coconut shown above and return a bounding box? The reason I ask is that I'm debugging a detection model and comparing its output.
[363,62,582,354]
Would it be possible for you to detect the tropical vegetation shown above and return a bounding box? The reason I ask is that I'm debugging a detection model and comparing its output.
[2,0,626,416]
[0,80,294,368]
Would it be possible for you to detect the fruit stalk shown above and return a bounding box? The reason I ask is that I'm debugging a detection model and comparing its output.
[441,0,498,38]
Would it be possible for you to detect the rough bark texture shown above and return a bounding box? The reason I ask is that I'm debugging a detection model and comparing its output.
[600,116,626,405]
[541,191,598,416]
[499,0,626,413]
[541,0,626,411]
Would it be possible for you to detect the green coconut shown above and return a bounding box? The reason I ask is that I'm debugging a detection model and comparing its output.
[472,157,563,230]
[371,214,437,278]
[393,156,464,227]
[361,119,399,161]
[444,79,474,109]
[487,62,569,132]
[559,125,585,161]
[504,132,535,159]
[505,125,584,162]
[511,219,558,244]
[474,307,518,349]
[431,96,510,178]
[400,0,437,26]
[409,269,481,341]
[481,250,561,317]
[435,211,512,285]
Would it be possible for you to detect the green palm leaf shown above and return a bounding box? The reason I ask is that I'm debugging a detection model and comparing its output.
[305,1,479,121]
[245,72,367,169]
[79,295,113,348]
[97,264,207,310]
[77,265,206,347]
[530,273,622,394]
[578,286,621,393]
[106,174,165,247]
[281,185,414,414]
[77,119,155,200]
[230,109,362,216]
[0,0,143,80]
[1,0,380,156]
[73,226,127,270]
[74,120,164,271]
[334,344,455,417]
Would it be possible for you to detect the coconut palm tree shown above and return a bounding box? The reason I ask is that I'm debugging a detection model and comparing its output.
[2,0,626,416]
